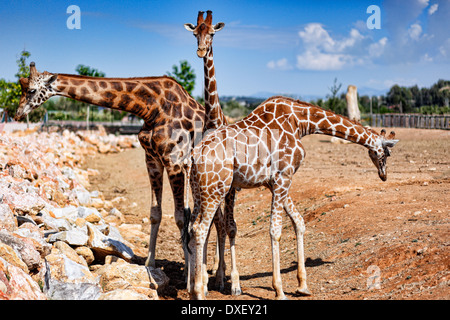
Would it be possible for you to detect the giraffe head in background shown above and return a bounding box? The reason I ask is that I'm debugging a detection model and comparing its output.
[184,10,225,58]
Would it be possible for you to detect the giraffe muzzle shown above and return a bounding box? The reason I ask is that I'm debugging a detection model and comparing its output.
[14,110,25,121]
[197,48,207,58]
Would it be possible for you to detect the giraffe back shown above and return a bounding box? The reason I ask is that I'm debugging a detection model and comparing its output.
[192,97,306,189]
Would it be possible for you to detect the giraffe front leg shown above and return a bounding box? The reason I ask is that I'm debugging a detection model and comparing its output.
[192,197,222,299]
[192,216,214,300]
[284,196,311,296]
[144,157,164,268]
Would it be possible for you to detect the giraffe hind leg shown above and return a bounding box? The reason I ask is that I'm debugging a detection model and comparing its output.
[269,187,288,300]
[224,187,241,296]
[167,170,191,279]
[192,201,221,300]
[212,207,226,292]
[284,195,311,296]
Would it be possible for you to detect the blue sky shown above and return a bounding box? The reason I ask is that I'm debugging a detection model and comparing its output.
[0,0,449,99]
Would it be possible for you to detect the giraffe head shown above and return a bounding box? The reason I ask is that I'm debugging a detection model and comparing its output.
[368,129,399,181]
[15,62,58,121]
[184,10,225,58]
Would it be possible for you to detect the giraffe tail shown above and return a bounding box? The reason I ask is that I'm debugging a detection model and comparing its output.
[181,157,192,254]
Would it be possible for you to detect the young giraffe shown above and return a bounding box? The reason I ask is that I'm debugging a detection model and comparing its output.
[14,62,218,272]
[185,10,241,294]
[185,96,399,300]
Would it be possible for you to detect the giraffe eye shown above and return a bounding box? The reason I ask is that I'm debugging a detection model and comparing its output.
[29,89,36,94]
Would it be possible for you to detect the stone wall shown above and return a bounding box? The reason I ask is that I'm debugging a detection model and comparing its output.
[0,127,168,300]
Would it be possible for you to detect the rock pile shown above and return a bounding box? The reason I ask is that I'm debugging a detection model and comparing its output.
[0,127,169,300]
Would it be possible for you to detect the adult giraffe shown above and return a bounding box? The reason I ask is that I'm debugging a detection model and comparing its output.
[184,11,241,294]
[185,96,399,299]
[14,62,221,272]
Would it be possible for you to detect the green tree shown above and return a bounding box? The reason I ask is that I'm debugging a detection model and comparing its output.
[222,100,252,119]
[75,64,105,77]
[167,60,196,96]
[324,78,346,115]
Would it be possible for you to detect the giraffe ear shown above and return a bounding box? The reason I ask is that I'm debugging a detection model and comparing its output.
[19,77,29,88]
[184,23,196,32]
[382,139,399,148]
[213,22,225,32]
[46,74,58,86]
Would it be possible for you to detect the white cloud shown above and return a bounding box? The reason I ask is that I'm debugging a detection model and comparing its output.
[368,37,388,58]
[267,58,292,70]
[428,3,439,15]
[296,50,349,71]
[294,23,368,71]
[269,0,449,72]
[382,0,450,63]
[408,23,423,41]
[422,53,433,62]
[297,23,364,54]
[298,23,336,52]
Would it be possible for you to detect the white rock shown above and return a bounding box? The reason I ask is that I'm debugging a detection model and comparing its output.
[86,223,135,262]
[98,289,150,300]
[0,229,41,271]
[48,229,89,246]
[51,206,79,219]
[74,189,92,206]
[0,203,17,232]
[0,257,47,300]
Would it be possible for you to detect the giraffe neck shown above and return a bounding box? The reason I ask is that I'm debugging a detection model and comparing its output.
[53,74,181,122]
[203,47,227,129]
[296,103,380,150]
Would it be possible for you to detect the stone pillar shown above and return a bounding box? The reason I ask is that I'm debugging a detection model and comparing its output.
[346,85,360,123]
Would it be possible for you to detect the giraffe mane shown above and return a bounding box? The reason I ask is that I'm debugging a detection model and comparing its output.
[56,73,173,82]
[262,95,381,136]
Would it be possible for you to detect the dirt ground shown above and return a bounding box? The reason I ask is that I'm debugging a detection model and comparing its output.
[84,127,449,300]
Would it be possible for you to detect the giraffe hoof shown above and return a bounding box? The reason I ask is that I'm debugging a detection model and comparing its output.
[296,287,312,296]
[231,287,242,296]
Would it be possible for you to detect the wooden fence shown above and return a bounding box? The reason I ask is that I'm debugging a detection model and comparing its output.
[370,114,450,130]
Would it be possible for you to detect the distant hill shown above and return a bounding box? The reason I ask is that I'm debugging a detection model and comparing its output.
[220,86,388,108]
[357,87,388,97]
[220,95,266,107]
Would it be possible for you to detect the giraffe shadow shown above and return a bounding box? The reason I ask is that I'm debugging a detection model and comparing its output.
[238,257,333,282]
[133,255,333,299]
[214,258,333,299]
[132,256,186,299]
[305,257,333,267]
